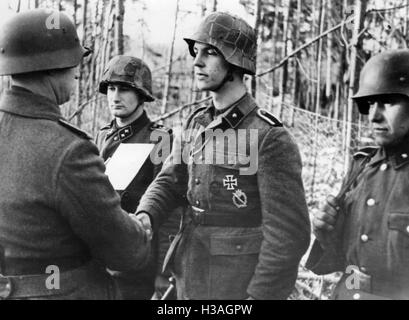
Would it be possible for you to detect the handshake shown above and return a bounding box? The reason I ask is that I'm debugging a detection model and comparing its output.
[129,212,153,241]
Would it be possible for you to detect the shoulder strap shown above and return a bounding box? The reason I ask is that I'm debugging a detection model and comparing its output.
[257,109,283,127]
[150,123,173,135]
[58,120,92,140]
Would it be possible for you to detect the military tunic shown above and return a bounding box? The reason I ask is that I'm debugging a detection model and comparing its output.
[307,141,409,299]
[96,111,182,299]
[0,87,150,300]
[137,93,311,300]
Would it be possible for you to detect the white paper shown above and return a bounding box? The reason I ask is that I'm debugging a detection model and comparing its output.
[105,143,155,191]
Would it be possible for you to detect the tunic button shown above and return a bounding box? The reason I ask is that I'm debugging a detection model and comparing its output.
[402,153,408,159]
[353,293,361,300]
[367,199,376,207]
[236,245,243,251]
[380,164,388,171]
[195,200,201,207]
[195,178,201,185]
[361,234,369,243]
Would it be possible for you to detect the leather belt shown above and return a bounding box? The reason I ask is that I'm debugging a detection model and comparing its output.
[0,263,94,300]
[4,257,90,276]
[189,206,261,228]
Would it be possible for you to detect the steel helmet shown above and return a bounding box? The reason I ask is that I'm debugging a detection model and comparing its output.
[99,56,155,102]
[184,12,257,75]
[0,9,89,76]
[353,50,409,114]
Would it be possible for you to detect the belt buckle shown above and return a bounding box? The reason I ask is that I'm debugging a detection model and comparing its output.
[0,275,13,300]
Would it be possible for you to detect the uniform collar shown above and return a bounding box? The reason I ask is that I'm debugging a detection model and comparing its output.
[104,111,151,140]
[0,86,62,121]
[368,138,409,169]
[193,93,257,130]
[386,138,409,169]
[367,148,387,167]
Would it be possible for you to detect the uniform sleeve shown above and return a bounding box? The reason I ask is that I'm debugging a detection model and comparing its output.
[247,128,311,300]
[54,139,150,272]
[94,130,104,153]
[152,132,185,274]
[137,129,189,228]
[305,159,360,275]
[305,237,345,275]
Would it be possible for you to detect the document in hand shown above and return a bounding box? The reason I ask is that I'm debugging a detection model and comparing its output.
[105,143,155,191]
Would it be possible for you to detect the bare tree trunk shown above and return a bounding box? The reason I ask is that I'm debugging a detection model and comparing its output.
[115,0,125,55]
[278,0,291,116]
[315,0,326,115]
[345,0,366,171]
[334,82,340,122]
[310,0,326,204]
[289,0,302,125]
[251,0,262,98]
[406,0,409,48]
[325,0,333,103]
[201,0,207,17]
[101,0,115,70]
[212,0,218,12]
[75,0,88,128]
[269,0,279,102]
[91,0,108,136]
[309,0,317,112]
[161,0,180,115]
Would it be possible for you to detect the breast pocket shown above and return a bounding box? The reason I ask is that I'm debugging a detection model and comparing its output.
[209,232,262,299]
[387,213,409,264]
[388,213,409,241]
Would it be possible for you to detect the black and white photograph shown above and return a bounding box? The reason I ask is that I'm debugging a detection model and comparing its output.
[0,0,408,308]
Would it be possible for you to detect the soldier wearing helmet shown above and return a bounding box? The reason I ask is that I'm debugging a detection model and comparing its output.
[96,55,182,300]
[307,50,409,299]
[135,12,310,300]
[0,9,150,300]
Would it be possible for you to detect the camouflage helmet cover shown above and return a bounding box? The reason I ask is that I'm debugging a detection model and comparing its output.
[184,12,257,75]
[99,55,155,102]
[0,9,89,76]
[353,49,409,114]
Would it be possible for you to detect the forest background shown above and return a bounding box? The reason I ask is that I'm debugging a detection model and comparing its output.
[0,0,407,299]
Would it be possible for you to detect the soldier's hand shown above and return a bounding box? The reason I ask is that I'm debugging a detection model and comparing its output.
[312,195,340,245]
[129,213,153,241]
[136,212,153,240]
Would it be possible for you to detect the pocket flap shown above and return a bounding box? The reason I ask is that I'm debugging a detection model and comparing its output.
[388,213,409,235]
[210,233,263,256]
